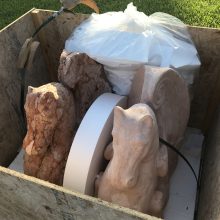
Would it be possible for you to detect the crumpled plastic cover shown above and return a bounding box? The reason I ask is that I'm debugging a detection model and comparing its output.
[65,2,201,95]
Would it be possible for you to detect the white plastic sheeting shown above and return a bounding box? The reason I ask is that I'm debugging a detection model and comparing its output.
[65,3,201,95]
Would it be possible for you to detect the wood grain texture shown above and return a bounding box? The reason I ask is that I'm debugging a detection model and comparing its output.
[31,10,89,82]
[0,9,50,166]
[197,106,220,220]
[0,166,160,220]
[188,26,220,133]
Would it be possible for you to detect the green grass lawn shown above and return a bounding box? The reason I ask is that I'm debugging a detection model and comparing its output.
[0,0,219,29]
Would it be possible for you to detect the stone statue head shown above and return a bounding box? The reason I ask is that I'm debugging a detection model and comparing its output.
[23,83,64,156]
[109,103,159,189]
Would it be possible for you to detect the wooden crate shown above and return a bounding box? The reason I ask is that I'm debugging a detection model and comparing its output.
[0,8,220,220]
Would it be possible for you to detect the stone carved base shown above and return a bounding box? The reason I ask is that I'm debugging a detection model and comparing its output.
[58,51,111,126]
[97,104,168,217]
[23,83,75,185]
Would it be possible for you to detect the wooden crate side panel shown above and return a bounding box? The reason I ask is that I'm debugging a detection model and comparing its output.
[0,10,34,166]
[197,106,220,220]
[0,9,50,166]
[188,27,220,132]
[0,167,160,220]
[31,10,89,81]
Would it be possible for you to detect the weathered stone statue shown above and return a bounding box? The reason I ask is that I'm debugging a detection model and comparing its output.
[125,65,190,217]
[58,51,111,126]
[23,83,75,185]
[129,65,190,175]
[97,104,168,217]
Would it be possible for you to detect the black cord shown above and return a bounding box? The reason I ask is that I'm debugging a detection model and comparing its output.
[32,7,65,38]
[159,137,198,185]
[32,15,56,38]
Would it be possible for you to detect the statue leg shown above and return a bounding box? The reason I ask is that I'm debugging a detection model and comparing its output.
[104,142,113,161]
[156,145,168,177]
[152,145,169,217]
[94,172,103,196]
[149,188,167,218]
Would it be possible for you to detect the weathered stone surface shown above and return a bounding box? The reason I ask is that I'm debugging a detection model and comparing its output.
[23,83,75,185]
[58,51,111,125]
[197,106,220,220]
[129,66,190,175]
[128,66,190,218]
[97,104,168,218]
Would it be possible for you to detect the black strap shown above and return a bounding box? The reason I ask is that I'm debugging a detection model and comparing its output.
[159,137,198,185]
[19,68,26,118]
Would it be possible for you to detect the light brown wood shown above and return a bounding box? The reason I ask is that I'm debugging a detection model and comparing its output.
[0,166,160,220]
[188,26,220,133]
[197,106,220,220]
[31,9,89,82]
[0,9,50,166]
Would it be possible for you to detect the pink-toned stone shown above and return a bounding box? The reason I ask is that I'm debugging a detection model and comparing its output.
[129,65,190,175]
[124,65,190,217]
[97,104,168,217]
[23,83,75,185]
[58,51,111,125]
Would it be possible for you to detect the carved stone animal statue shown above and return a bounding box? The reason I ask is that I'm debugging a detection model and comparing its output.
[97,104,168,217]
[23,83,75,185]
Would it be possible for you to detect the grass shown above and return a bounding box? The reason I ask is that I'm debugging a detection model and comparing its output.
[0,0,219,29]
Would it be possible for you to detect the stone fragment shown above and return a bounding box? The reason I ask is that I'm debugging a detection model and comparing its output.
[58,51,111,125]
[97,104,168,217]
[23,83,75,185]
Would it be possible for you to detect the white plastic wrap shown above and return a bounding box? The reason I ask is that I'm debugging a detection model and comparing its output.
[65,3,201,95]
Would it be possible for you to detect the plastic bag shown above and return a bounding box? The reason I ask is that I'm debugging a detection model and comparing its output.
[65,3,201,95]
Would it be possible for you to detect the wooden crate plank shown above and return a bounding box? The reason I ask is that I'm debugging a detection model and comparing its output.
[197,105,220,220]
[188,26,220,132]
[0,9,50,166]
[0,166,160,220]
[31,9,89,82]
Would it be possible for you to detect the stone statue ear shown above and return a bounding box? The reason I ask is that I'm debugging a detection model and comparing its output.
[114,106,126,120]
[42,91,55,101]
[140,115,153,129]
[28,86,35,94]
[113,106,126,135]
